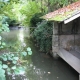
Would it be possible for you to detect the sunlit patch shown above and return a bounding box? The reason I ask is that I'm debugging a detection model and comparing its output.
[19,29,24,43]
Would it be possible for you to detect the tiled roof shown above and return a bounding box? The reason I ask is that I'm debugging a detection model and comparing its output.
[42,1,80,22]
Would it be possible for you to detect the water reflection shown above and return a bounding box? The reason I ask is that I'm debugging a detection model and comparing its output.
[18,29,24,43]
[1,28,78,80]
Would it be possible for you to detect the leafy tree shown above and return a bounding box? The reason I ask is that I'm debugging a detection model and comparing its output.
[47,0,78,12]
[20,1,41,26]
[30,13,43,27]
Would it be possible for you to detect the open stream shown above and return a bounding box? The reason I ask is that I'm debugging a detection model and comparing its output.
[1,27,78,80]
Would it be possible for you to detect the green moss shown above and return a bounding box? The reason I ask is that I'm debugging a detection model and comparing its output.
[43,10,76,21]
[49,11,74,21]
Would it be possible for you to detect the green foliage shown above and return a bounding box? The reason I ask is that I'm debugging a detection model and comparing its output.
[33,20,53,53]
[3,64,8,69]
[42,0,78,12]
[27,47,32,55]
[0,15,9,32]
[0,61,6,80]
[0,14,32,78]
[0,0,21,25]
[0,0,78,27]
[2,16,18,27]
[0,68,6,80]
[0,15,9,49]
[14,66,25,75]
[20,1,41,26]
[7,19,18,27]
[0,46,32,80]
[0,0,78,79]
[0,0,8,12]
[11,66,16,70]
[0,1,34,80]
[30,13,44,27]
[21,51,27,56]
[49,0,69,7]
[28,0,78,53]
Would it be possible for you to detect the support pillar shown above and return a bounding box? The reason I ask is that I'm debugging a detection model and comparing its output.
[52,22,59,59]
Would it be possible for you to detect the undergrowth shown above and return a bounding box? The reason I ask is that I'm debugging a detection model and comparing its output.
[33,20,53,53]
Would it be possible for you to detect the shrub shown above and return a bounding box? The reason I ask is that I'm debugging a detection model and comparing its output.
[7,19,18,27]
[30,13,43,27]
[33,20,53,53]
[30,13,44,34]
[5,18,18,27]
[1,16,18,27]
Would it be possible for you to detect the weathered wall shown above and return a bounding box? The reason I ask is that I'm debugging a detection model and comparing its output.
[52,22,59,58]
[52,18,80,57]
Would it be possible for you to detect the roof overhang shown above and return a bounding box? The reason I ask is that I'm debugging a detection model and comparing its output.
[64,12,80,24]
[42,1,80,24]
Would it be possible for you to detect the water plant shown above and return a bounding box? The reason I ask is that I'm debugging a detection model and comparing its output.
[0,14,33,80]
[0,47,32,80]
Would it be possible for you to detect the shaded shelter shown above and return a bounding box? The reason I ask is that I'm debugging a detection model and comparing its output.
[42,1,80,80]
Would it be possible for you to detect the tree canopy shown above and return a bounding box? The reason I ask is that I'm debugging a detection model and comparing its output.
[0,0,78,26]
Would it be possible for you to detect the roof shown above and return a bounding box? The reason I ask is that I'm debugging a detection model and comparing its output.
[42,1,80,23]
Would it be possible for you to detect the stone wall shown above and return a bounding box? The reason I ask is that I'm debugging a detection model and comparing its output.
[52,18,80,58]
[52,22,59,58]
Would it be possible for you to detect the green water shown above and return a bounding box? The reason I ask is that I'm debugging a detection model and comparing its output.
[1,28,78,80]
